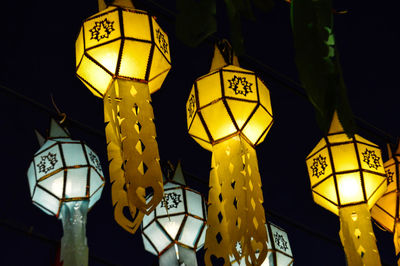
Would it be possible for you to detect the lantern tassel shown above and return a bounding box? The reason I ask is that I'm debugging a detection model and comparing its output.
[205,136,268,265]
[394,222,400,266]
[339,203,381,266]
[104,79,163,232]
[60,201,89,266]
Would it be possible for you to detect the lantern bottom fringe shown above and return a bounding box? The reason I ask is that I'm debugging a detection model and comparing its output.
[104,79,164,233]
[204,135,268,266]
[60,201,89,266]
[339,203,381,266]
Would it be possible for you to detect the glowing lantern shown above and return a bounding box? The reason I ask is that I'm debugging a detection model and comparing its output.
[141,162,207,266]
[186,40,273,265]
[27,119,105,266]
[230,221,294,266]
[306,112,386,265]
[75,0,171,233]
[371,143,400,265]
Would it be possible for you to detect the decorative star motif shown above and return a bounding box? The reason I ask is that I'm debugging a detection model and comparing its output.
[37,152,58,174]
[161,192,182,209]
[89,18,115,41]
[362,148,381,169]
[155,28,168,54]
[386,169,394,185]
[273,232,289,252]
[310,154,328,178]
[187,94,196,119]
[228,76,253,96]
[89,151,102,172]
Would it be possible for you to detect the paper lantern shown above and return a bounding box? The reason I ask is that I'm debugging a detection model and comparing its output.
[75,0,171,233]
[306,111,386,265]
[371,142,400,265]
[230,221,294,266]
[27,119,105,266]
[141,162,207,266]
[186,40,273,265]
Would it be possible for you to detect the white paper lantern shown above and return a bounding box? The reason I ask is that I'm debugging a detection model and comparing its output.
[230,221,294,266]
[27,119,105,217]
[141,162,207,266]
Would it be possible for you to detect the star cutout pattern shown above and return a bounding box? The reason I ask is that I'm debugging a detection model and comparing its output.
[89,151,102,172]
[273,231,289,252]
[161,192,182,209]
[37,152,58,174]
[362,148,381,169]
[156,28,168,54]
[386,169,394,185]
[228,76,253,96]
[311,154,328,178]
[187,94,196,119]
[89,18,115,41]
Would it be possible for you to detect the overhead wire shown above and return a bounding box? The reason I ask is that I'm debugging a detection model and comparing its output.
[0,84,105,139]
[135,0,396,145]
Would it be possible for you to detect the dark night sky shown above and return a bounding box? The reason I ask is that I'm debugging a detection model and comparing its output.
[1,0,399,265]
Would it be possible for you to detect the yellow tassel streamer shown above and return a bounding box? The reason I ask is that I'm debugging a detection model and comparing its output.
[104,79,163,233]
[339,204,381,266]
[205,136,268,265]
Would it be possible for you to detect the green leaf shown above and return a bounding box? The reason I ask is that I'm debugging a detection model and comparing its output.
[176,0,217,47]
[291,0,356,137]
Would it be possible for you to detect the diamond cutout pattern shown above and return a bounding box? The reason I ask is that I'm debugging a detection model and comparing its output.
[218,212,223,223]
[216,232,223,244]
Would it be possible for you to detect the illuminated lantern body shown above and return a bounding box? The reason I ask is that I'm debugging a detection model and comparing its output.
[141,162,207,266]
[75,0,171,233]
[186,40,273,265]
[27,119,105,266]
[371,143,400,265]
[230,222,294,266]
[306,112,386,265]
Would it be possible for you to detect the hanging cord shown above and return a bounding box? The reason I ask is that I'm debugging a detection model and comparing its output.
[50,94,67,125]
[0,84,104,138]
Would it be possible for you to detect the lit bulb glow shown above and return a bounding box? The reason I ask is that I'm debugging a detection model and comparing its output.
[337,172,363,204]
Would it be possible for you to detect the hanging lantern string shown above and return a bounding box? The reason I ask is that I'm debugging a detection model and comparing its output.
[0,84,105,138]
[50,94,67,125]
[133,0,396,145]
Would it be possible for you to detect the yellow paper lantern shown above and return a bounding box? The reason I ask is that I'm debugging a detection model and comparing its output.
[186,40,273,265]
[306,111,387,265]
[75,0,171,233]
[371,143,400,265]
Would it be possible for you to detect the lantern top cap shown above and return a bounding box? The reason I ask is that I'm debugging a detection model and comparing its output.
[168,161,186,186]
[98,0,134,11]
[210,40,240,72]
[328,111,345,135]
[48,118,70,139]
[35,130,46,147]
